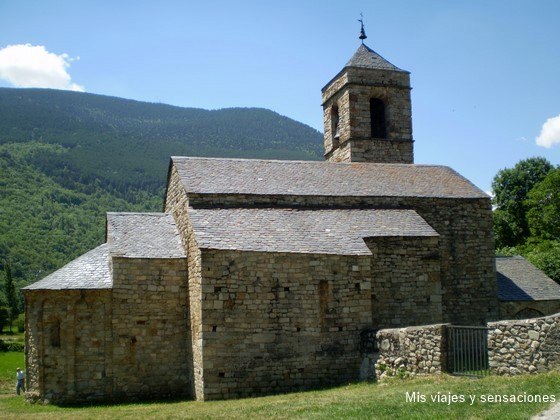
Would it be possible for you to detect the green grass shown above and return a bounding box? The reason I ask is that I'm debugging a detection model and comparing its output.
[0,353,558,420]
[0,351,24,395]
[0,329,25,345]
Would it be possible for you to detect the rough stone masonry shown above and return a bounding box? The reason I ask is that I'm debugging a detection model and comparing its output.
[358,313,560,380]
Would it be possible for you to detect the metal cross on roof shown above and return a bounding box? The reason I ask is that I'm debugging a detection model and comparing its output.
[358,13,367,43]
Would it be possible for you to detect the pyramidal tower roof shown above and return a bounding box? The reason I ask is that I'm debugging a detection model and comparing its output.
[345,44,406,72]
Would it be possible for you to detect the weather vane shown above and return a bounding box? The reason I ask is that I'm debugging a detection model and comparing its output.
[358,12,367,43]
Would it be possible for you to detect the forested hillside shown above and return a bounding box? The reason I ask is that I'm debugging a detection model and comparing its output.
[0,88,323,301]
[0,142,160,286]
[0,88,322,195]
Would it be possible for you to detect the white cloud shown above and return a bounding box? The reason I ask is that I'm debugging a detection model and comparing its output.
[536,114,560,148]
[0,44,84,91]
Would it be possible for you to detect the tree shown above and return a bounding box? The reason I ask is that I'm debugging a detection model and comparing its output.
[492,209,522,249]
[515,240,560,284]
[4,263,18,332]
[492,157,554,247]
[0,306,8,332]
[526,168,560,240]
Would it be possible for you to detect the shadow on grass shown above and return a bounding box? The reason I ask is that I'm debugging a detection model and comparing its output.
[50,397,190,409]
[33,379,378,409]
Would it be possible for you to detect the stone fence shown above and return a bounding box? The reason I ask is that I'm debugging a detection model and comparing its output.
[360,324,447,380]
[488,313,560,375]
[361,312,560,380]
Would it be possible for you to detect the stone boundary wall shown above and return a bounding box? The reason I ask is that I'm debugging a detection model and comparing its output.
[360,324,447,380]
[362,313,560,381]
[488,313,560,375]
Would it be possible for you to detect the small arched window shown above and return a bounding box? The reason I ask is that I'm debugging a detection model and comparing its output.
[513,308,544,320]
[331,105,340,146]
[370,98,387,139]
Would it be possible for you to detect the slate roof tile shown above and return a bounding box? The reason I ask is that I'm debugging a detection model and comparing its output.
[345,44,406,72]
[107,212,185,259]
[497,256,560,301]
[24,213,186,291]
[23,244,111,290]
[172,157,488,199]
[189,208,437,255]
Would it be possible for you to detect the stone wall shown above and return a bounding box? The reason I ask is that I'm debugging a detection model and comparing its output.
[367,236,442,328]
[488,313,560,375]
[499,300,560,320]
[25,256,189,404]
[199,249,372,400]
[322,68,412,144]
[360,313,560,381]
[25,290,112,403]
[322,72,349,155]
[322,67,413,163]
[324,138,414,164]
[322,87,350,154]
[324,138,352,163]
[164,165,204,400]
[359,324,447,380]
[111,257,190,400]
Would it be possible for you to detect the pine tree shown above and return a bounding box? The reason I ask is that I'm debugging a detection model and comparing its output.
[4,264,18,332]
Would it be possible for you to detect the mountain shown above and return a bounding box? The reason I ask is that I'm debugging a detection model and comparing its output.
[0,88,323,292]
[0,88,323,194]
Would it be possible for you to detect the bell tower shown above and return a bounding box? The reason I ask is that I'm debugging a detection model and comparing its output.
[322,22,413,164]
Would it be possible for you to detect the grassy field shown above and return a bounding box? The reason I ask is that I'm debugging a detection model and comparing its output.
[0,351,24,395]
[0,351,558,419]
[0,329,25,347]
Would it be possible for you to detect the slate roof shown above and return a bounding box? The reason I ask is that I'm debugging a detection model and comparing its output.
[172,157,488,199]
[345,44,406,72]
[497,256,560,301]
[23,244,111,290]
[25,213,186,291]
[189,208,438,255]
[106,212,185,259]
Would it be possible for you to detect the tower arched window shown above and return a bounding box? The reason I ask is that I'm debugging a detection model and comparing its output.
[370,98,387,139]
[331,105,340,146]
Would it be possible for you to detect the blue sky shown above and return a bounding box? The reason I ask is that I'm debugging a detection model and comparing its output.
[1,0,559,192]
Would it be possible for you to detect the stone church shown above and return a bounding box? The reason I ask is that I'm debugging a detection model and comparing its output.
[24,39,500,403]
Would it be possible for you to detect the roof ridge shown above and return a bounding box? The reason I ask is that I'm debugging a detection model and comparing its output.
[174,158,488,199]
[107,212,171,217]
[172,156,452,168]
